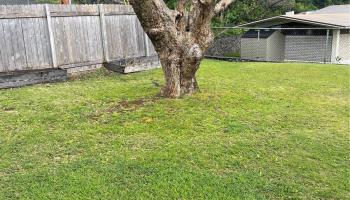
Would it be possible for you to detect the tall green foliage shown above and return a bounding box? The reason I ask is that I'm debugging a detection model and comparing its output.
[213,0,293,26]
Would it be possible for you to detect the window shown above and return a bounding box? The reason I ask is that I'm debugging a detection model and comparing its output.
[340,29,350,34]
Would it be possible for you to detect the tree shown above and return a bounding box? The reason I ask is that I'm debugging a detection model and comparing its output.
[129,0,235,98]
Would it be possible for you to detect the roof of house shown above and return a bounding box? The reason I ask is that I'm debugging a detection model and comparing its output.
[237,4,350,29]
[311,4,350,14]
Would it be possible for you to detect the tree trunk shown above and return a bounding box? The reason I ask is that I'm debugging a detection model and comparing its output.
[129,0,235,98]
[59,0,70,4]
[160,54,201,98]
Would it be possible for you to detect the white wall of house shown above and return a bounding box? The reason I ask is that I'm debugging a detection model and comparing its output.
[338,33,350,64]
[284,35,333,63]
[241,38,267,60]
[240,30,349,64]
[331,30,340,63]
[266,31,285,61]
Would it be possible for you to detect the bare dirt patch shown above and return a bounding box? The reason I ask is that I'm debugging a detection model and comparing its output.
[89,96,160,120]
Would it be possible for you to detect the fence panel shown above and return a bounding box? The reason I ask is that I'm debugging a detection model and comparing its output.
[22,17,52,70]
[0,4,158,73]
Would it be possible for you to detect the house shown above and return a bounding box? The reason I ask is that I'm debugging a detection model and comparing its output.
[238,5,350,64]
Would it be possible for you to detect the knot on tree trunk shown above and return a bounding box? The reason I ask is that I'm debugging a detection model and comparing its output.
[188,44,202,60]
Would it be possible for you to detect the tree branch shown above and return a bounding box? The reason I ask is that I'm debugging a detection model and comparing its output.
[186,0,215,49]
[129,0,180,51]
[214,0,235,14]
[176,0,187,12]
[175,0,188,32]
[129,0,174,30]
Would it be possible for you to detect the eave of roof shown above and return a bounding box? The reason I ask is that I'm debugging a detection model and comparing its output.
[235,14,349,29]
[282,14,350,28]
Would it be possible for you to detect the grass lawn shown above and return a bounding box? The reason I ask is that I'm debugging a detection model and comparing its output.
[0,60,349,199]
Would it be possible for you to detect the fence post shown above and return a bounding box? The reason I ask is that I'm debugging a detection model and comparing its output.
[45,4,58,68]
[98,4,109,62]
[144,32,150,57]
[257,29,260,60]
[324,29,330,64]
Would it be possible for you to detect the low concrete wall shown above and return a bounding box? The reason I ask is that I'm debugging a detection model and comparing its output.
[105,56,160,74]
[0,55,161,89]
[66,64,104,78]
[206,36,241,57]
[0,69,67,89]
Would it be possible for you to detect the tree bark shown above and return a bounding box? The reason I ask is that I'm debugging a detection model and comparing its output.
[159,53,201,97]
[129,0,235,98]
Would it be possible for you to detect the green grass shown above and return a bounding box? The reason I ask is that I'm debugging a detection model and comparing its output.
[0,60,349,199]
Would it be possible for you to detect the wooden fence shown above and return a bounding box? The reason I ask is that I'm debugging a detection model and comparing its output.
[0,4,157,73]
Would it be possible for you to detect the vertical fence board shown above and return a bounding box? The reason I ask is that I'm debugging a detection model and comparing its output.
[22,18,36,69]
[106,15,118,60]
[128,15,137,58]
[98,4,108,62]
[92,17,102,62]
[0,21,8,72]
[3,19,16,71]
[15,6,28,70]
[81,16,89,62]
[39,17,52,68]
[61,17,69,64]
[34,18,46,69]
[120,15,129,58]
[135,17,145,57]
[66,17,75,64]
[0,22,3,71]
[45,4,57,68]
[52,17,61,66]
[84,16,91,62]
